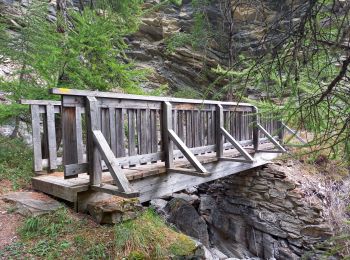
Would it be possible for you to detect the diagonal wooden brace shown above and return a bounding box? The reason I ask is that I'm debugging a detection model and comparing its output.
[163,101,209,176]
[93,130,135,194]
[220,127,254,163]
[257,123,287,153]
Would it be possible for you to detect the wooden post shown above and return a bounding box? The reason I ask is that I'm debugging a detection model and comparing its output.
[277,120,284,144]
[46,104,57,170]
[62,96,78,177]
[86,96,102,185]
[216,104,224,158]
[163,101,174,168]
[31,105,43,172]
[252,106,259,151]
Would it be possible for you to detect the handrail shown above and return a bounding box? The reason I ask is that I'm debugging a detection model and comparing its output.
[51,88,254,107]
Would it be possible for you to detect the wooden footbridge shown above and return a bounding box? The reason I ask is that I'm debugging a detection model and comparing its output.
[21,88,286,207]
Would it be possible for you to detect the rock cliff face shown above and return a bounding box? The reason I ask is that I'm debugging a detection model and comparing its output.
[200,163,333,259]
[155,162,338,259]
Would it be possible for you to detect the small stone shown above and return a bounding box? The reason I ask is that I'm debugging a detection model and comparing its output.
[172,192,199,204]
[150,198,167,214]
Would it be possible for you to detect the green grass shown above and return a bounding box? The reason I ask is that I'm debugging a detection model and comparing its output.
[0,136,33,190]
[115,209,196,259]
[1,207,197,259]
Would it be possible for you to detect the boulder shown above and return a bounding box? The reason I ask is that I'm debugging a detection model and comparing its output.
[87,197,143,224]
[165,198,209,246]
[1,192,61,216]
[150,198,168,215]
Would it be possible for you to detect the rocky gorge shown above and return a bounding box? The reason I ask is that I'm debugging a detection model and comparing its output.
[151,161,348,259]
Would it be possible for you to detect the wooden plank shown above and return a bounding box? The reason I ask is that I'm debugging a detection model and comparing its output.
[128,110,137,156]
[51,88,255,107]
[62,105,78,173]
[116,109,125,157]
[93,130,133,193]
[168,168,211,177]
[21,99,61,106]
[136,109,141,154]
[163,102,174,168]
[46,105,57,170]
[86,96,102,185]
[220,127,254,162]
[207,111,212,145]
[252,106,259,151]
[216,105,224,158]
[168,129,207,173]
[186,110,192,147]
[199,111,204,147]
[75,107,84,164]
[109,108,117,155]
[257,123,286,152]
[131,152,279,202]
[150,110,158,153]
[178,110,184,141]
[91,184,139,197]
[31,105,43,172]
[140,109,148,154]
[282,122,306,144]
[193,110,199,147]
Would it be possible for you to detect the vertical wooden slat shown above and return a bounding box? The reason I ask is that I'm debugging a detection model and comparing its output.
[75,107,84,164]
[252,106,259,151]
[62,104,78,177]
[136,109,141,154]
[178,110,184,141]
[207,111,212,145]
[163,102,174,168]
[116,108,125,157]
[86,96,102,185]
[193,110,199,147]
[140,109,148,154]
[46,105,57,170]
[31,105,43,172]
[109,108,117,155]
[128,110,136,156]
[199,111,204,147]
[150,110,158,153]
[173,110,178,135]
[216,105,224,158]
[186,110,192,147]
[211,110,216,144]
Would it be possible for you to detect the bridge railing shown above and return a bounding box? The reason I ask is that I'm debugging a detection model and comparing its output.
[22,88,285,197]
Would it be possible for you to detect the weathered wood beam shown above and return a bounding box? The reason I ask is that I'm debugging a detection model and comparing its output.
[168,129,208,173]
[216,104,224,158]
[86,96,102,185]
[167,168,211,177]
[282,122,307,144]
[257,123,287,153]
[220,127,254,162]
[46,104,57,170]
[163,101,174,168]
[91,184,139,198]
[31,104,43,172]
[93,130,134,193]
[51,88,255,107]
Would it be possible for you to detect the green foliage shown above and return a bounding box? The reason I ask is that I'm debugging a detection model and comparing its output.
[114,209,196,258]
[173,86,202,99]
[0,0,145,124]
[0,136,33,190]
[170,0,182,6]
[165,0,212,53]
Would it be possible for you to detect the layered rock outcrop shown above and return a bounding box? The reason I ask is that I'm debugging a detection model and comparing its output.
[155,162,338,259]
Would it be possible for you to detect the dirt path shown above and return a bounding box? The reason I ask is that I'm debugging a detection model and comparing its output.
[0,180,24,251]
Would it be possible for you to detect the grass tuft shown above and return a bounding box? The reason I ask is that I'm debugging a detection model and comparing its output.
[114,209,196,259]
[0,136,33,190]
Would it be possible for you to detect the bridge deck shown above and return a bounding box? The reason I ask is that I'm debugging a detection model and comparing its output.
[32,143,279,204]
